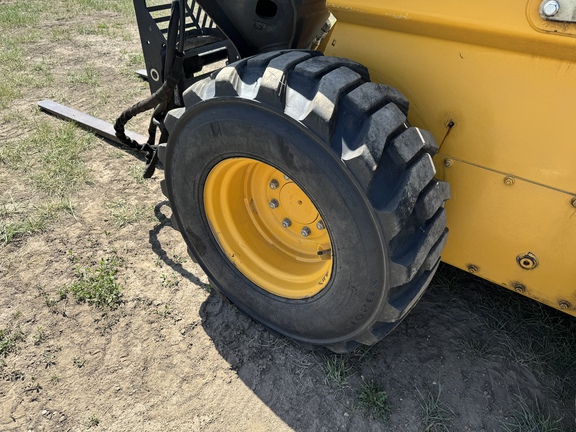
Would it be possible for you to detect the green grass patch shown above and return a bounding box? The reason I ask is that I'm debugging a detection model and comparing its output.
[0,327,25,357]
[501,396,563,432]
[70,0,134,15]
[323,354,352,388]
[417,385,455,432]
[87,414,100,428]
[358,379,390,420]
[459,338,493,360]
[60,256,124,309]
[106,200,151,227]
[69,64,101,87]
[0,198,76,244]
[0,3,42,28]
[0,120,92,196]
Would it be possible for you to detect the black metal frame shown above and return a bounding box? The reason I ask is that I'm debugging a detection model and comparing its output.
[194,0,330,58]
[133,0,240,96]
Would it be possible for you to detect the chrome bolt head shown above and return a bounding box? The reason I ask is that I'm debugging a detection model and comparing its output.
[542,0,560,16]
[316,220,325,230]
[282,218,292,228]
[283,174,290,181]
[269,179,279,190]
[301,226,311,237]
[269,199,279,209]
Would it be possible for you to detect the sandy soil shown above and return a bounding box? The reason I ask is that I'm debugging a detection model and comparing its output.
[1,4,575,432]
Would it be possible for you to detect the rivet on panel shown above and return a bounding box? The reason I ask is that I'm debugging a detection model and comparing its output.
[559,301,570,310]
[444,159,454,168]
[504,176,515,186]
[514,283,526,293]
[467,264,478,274]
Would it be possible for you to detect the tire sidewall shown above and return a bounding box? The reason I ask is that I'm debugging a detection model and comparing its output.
[166,99,389,344]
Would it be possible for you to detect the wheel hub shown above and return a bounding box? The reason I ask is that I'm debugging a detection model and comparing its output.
[203,157,333,299]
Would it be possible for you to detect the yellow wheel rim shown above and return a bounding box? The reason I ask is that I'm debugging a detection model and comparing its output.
[204,158,333,299]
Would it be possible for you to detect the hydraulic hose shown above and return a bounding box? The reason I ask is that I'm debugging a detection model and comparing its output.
[113,52,183,150]
[114,0,183,150]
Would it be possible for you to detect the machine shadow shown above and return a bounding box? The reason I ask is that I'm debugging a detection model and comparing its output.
[195,264,576,431]
[148,200,211,290]
[146,204,576,431]
[193,265,483,431]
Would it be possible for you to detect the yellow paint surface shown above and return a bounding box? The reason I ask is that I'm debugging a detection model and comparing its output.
[324,0,576,315]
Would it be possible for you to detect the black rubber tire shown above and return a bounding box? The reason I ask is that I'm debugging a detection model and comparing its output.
[161,50,450,352]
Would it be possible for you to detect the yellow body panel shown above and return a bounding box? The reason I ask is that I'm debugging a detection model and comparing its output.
[324,0,576,316]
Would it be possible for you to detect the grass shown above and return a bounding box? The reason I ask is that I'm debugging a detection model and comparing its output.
[0,42,52,108]
[459,338,492,359]
[501,396,564,432]
[128,163,147,184]
[73,357,86,368]
[0,0,134,109]
[0,120,90,243]
[69,64,101,87]
[481,295,576,396]
[0,327,25,357]
[72,0,134,15]
[0,120,92,195]
[358,379,390,420]
[433,264,576,404]
[323,354,353,388]
[1,198,77,244]
[60,256,124,309]
[417,385,455,432]
[0,2,44,28]
[87,414,100,428]
[106,200,151,227]
[33,327,47,346]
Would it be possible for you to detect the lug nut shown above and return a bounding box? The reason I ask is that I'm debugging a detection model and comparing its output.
[282,218,292,228]
[283,174,290,181]
[269,199,279,209]
[316,220,325,230]
[269,179,279,190]
[301,226,311,237]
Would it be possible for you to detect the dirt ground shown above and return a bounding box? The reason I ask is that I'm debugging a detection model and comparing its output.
[1,3,575,431]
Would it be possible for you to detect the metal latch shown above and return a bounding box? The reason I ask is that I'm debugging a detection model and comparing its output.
[539,0,576,22]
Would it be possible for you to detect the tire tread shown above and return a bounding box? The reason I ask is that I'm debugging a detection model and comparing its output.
[176,51,450,350]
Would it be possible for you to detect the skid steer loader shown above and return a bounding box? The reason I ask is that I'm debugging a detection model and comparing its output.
[40,0,576,352]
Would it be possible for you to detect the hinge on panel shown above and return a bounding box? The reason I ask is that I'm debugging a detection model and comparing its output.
[540,0,576,22]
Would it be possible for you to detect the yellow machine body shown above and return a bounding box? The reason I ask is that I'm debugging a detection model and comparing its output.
[323,0,576,316]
